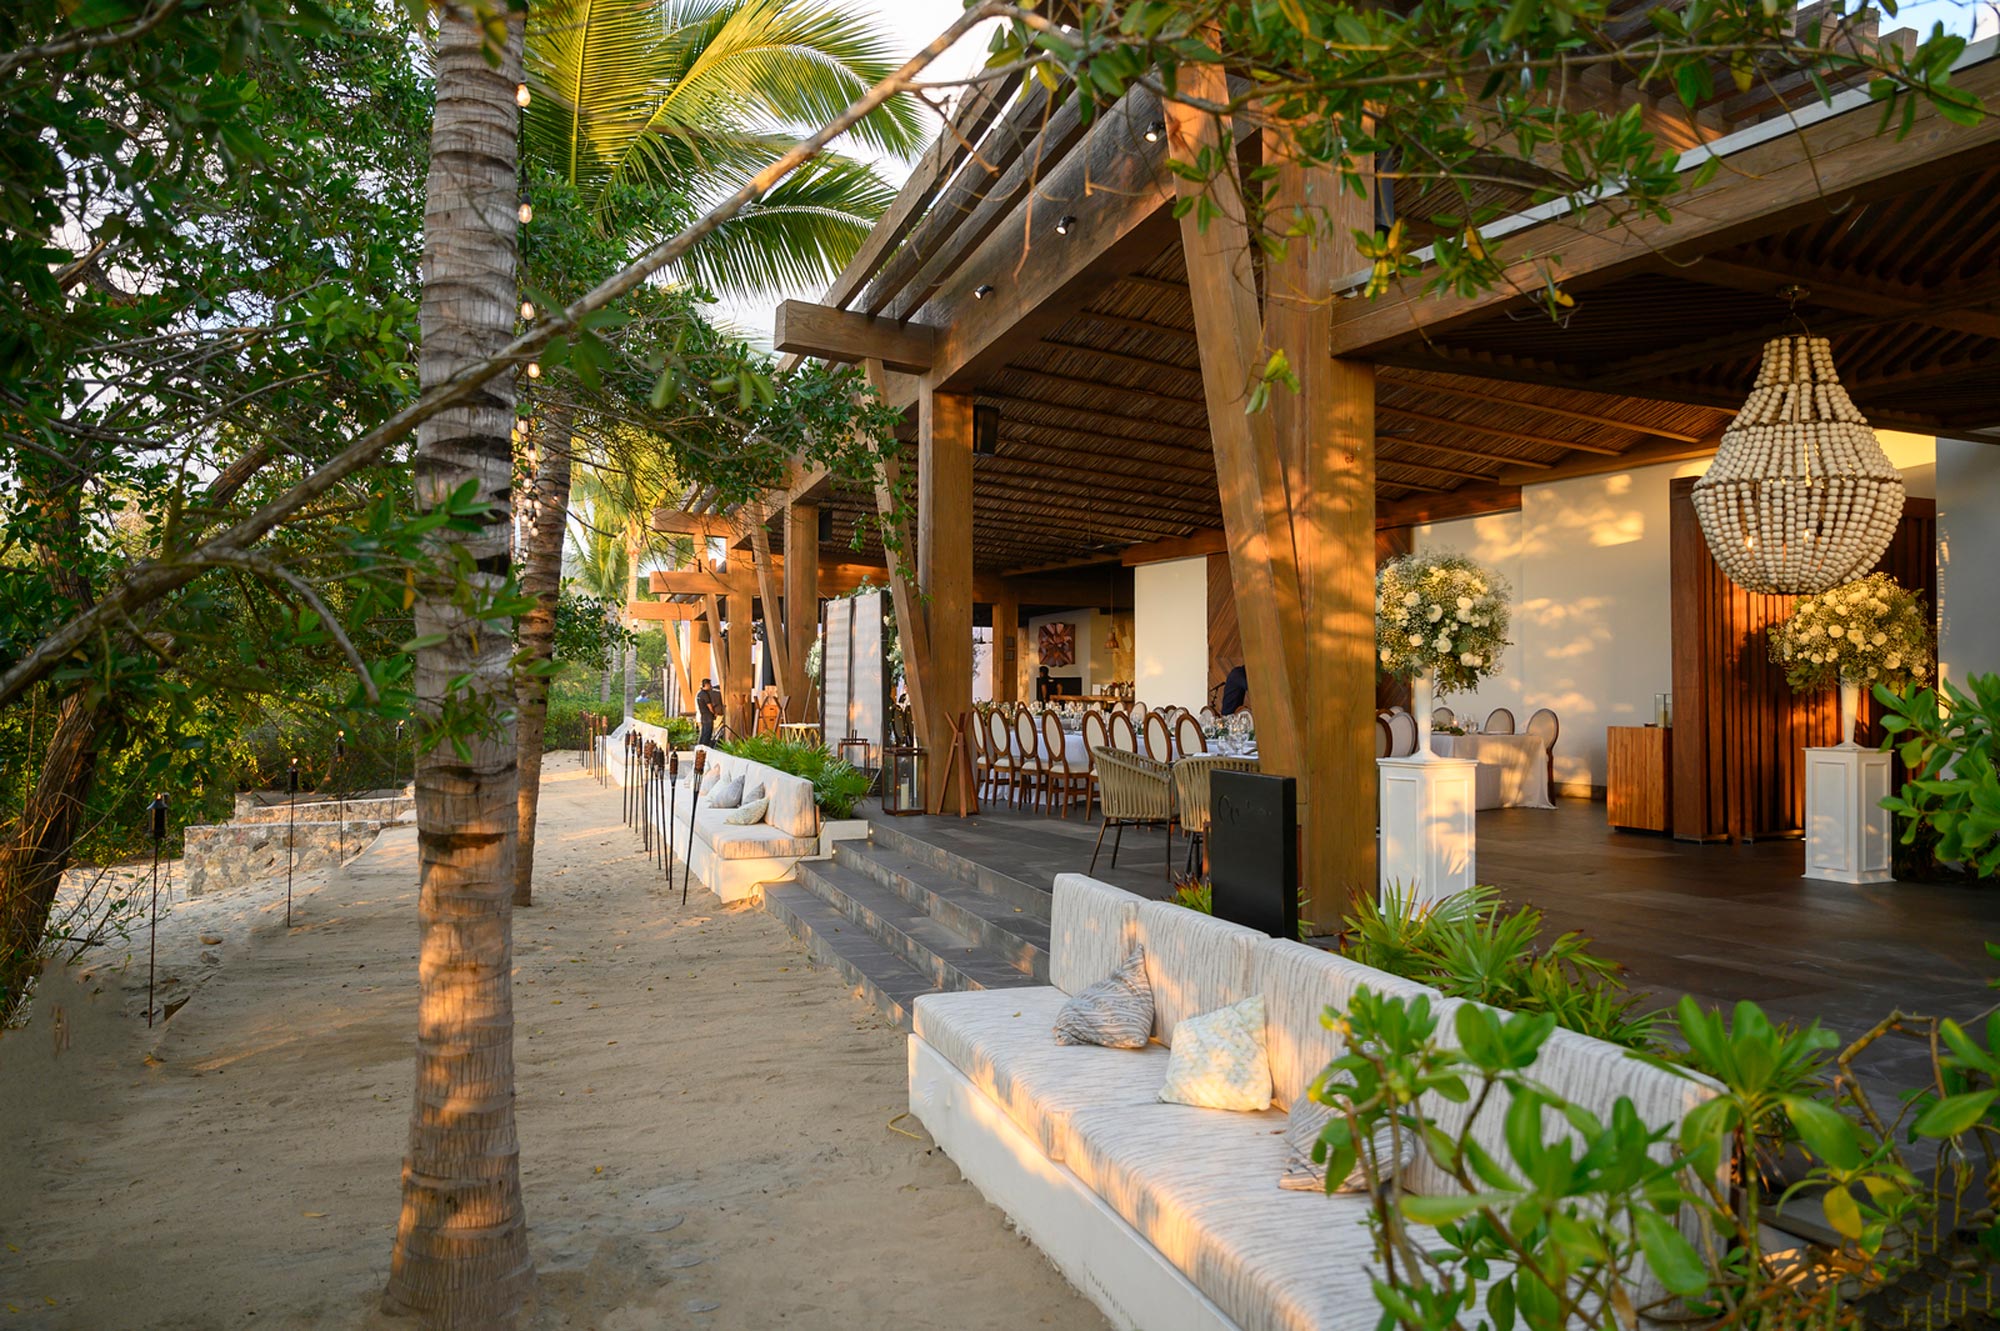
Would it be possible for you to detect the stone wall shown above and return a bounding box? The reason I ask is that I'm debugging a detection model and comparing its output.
[227,795,413,826]
[233,788,407,820]
[183,818,395,897]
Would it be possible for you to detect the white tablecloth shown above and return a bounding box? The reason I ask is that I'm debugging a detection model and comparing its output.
[1429,733,1554,809]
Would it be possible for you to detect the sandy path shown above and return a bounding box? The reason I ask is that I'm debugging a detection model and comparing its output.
[0,754,1101,1330]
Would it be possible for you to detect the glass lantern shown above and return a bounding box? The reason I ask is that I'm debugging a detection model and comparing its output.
[882,743,927,816]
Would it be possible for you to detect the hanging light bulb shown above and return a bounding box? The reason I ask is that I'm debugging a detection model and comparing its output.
[526,361,542,379]
[520,300,535,321]
[517,199,534,224]
[1693,332,1904,593]
[973,284,994,299]
[515,83,531,107]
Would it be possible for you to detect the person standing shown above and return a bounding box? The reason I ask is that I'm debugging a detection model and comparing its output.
[696,676,721,746]
[1219,663,1249,716]
[1035,665,1054,703]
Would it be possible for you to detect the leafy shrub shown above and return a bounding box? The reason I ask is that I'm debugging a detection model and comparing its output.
[717,734,871,818]
[631,700,666,726]
[1165,874,1315,941]
[543,698,618,751]
[1878,673,2000,879]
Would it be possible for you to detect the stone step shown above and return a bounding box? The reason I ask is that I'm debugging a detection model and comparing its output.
[796,859,1041,995]
[833,842,1050,984]
[763,883,940,1032]
[865,818,1051,917]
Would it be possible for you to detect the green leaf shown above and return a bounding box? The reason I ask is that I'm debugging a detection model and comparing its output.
[1783,1095,1862,1170]
[1400,1191,1508,1225]
[1634,1209,1708,1297]
[1821,1185,1864,1240]
[1911,1088,1996,1138]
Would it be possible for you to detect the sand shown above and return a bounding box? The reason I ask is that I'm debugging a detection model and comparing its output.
[0,754,1103,1330]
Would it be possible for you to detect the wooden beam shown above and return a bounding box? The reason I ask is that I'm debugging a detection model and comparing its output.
[773,299,937,373]
[784,503,819,713]
[1678,256,2000,342]
[651,509,741,538]
[1120,528,1227,566]
[1375,433,1554,470]
[999,363,1206,414]
[1376,486,1524,530]
[648,568,734,598]
[747,501,790,705]
[624,600,703,622]
[1329,57,2000,357]
[865,360,935,793]
[1379,373,1707,443]
[1381,403,1626,455]
[1494,435,1720,485]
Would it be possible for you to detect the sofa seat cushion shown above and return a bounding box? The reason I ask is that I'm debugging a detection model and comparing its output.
[913,987,1171,1161]
[1066,1102,1498,1331]
[697,811,819,859]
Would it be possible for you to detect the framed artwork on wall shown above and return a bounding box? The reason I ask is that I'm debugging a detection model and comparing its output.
[1038,621,1075,667]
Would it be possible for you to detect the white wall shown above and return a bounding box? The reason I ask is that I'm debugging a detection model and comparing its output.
[1939,437,2000,684]
[1133,556,1210,709]
[1415,435,1941,794]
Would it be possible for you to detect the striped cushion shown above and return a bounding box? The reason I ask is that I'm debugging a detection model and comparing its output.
[912,988,1171,1161]
[1050,873,1146,995]
[1053,947,1153,1048]
[1135,901,1263,1045]
[1255,938,1437,1111]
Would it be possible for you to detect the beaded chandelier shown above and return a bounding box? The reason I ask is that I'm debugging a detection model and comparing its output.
[1692,334,1904,595]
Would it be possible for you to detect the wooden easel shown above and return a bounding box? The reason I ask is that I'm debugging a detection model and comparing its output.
[940,711,979,818]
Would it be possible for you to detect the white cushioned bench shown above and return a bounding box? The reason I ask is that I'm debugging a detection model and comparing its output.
[661,745,819,903]
[908,873,1715,1331]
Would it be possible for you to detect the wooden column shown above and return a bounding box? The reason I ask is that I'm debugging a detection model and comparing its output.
[919,386,975,810]
[991,594,1019,703]
[785,503,819,714]
[663,617,697,711]
[747,502,790,705]
[1267,130,1378,903]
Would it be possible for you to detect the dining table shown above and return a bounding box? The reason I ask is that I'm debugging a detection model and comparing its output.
[1428,732,1554,809]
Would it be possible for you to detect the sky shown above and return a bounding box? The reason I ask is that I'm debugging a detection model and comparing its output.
[706,0,2000,348]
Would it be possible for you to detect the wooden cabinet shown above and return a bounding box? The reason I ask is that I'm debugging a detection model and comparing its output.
[1608,726,1673,833]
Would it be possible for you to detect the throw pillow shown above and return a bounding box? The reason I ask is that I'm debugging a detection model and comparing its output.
[743,781,766,805]
[1278,1098,1416,1192]
[1052,947,1153,1048]
[724,798,769,826]
[707,775,745,809]
[1158,994,1271,1111]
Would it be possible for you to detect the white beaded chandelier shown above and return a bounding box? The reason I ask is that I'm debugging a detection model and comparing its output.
[1692,333,1904,595]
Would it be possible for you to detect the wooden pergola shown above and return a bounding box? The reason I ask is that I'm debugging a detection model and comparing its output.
[663,32,2000,900]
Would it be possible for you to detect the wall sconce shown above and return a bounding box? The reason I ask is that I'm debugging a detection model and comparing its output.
[973,284,994,300]
[1054,215,1076,235]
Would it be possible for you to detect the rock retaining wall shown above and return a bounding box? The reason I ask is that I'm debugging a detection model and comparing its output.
[183,818,397,896]
[227,795,414,826]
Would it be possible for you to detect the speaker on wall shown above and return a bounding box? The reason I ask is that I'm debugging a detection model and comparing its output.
[973,404,1001,456]
[1208,771,1298,940]
[817,506,834,543]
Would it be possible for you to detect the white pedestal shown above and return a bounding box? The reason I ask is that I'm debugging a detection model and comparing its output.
[1378,756,1478,907]
[1803,746,1895,885]
[819,818,870,857]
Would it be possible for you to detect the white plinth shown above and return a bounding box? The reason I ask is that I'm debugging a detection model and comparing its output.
[1378,756,1478,907]
[1803,746,1895,884]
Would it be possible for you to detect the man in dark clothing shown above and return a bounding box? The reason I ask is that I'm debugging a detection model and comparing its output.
[1219,663,1249,716]
[1035,665,1054,702]
[696,677,721,746]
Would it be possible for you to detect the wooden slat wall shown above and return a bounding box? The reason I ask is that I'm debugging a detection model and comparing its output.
[1669,479,1936,841]
[1206,551,1241,695]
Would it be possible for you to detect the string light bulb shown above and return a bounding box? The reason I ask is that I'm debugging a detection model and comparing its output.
[517,200,533,224]
[526,361,542,379]
[1144,120,1165,143]
[520,301,535,321]
[515,83,531,107]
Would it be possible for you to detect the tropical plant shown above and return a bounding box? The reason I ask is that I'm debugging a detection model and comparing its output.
[716,733,869,817]
[1769,573,1934,694]
[1878,673,2000,879]
[1375,553,1512,695]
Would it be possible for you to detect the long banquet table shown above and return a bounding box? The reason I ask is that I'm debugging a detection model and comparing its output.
[1429,732,1554,809]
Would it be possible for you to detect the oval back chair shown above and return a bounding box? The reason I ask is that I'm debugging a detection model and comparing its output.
[1525,707,1560,787]
[1108,710,1139,752]
[1174,712,1207,757]
[1142,711,1173,761]
[1387,710,1419,757]
[985,710,1016,805]
[1484,707,1516,734]
[1375,716,1392,759]
[1042,712,1088,817]
[1013,709,1047,812]
[1431,705,1456,728]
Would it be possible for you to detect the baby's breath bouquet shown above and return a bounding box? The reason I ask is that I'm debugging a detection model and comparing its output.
[1767,572,1932,693]
[1376,553,1512,694]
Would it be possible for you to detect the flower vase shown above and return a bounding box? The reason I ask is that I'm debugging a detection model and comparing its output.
[1837,678,1863,750]
[1411,668,1437,761]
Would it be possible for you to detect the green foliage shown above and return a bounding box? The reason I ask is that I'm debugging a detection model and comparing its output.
[716,734,870,818]
[1345,887,1660,1051]
[544,697,620,751]
[629,703,696,749]
[1878,674,2000,879]
[553,594,634,671]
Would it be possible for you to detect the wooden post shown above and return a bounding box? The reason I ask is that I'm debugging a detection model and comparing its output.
[724,557,757,736]
[785,503,820,713]
[747,501,790,704]
[919,386,974,811]
[863,360,936,792]
[663,617,697,712]
[991,594,1019,702]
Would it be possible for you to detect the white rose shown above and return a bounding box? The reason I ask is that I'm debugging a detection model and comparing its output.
[1380,648,1393,663]
[1849,624,1866,641]
[1426,605,1444,623]
[1473,616,1489,628]
[1828,625,1844,638]
[1460,651,1482,667]
[1457,608,1473,621]
[1810,653,1824,664]
[1885,654,1902,670]
[1402,591,1420,607]
[1915,663,1929,677]
[1456,596,1473,611]
[1434,634,1453,653]
[1872,632,1887,647]
[1407,633,1424,646]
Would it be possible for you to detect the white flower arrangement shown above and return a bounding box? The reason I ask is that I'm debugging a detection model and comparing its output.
[1767,571,1933,693]
[1375,552,1512,694]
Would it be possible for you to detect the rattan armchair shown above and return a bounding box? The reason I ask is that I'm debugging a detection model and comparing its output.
[1089,744,1175,880]
[1171,754,1259,875]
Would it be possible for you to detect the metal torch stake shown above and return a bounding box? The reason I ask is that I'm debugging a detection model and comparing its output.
[147,794,166,1028]
[286,759,298,929]
[333,729,347,867]
[665,750,679,878]
[682,750,705,906]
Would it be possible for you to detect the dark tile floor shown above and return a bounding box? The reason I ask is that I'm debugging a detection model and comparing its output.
[883,796,2000,1093]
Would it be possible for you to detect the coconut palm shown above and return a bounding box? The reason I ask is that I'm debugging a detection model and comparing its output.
[383,6,533,1324]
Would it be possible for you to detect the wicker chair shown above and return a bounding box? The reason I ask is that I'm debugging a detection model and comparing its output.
[1013,709,1047,813]
[1142,711,1173,761]
[1041,712,1090,817]
[1090,744,1175,880]
[1174,712,1207,757]
[1172,753,1259,875]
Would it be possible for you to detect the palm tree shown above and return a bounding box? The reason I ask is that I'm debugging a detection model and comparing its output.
[508,0,921,908]
[382,7,533,1323]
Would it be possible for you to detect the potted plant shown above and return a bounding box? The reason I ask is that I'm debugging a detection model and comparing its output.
[1768,572,1933,747]
[1375,552,1512,759]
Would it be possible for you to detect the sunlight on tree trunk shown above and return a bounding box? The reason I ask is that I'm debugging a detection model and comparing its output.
[514,414,573,908]
[382,3,534,1323]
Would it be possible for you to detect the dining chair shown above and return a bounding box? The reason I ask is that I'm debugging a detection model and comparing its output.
[1174,712,1206,757]
[1080,710,1110,813]
[1484,707,1516,734]
[1524,707,1560,789]
[1090,745,1176,881]
[1042,712,1090,817]
[1375,716,1392,759]
[984,710,1017,808]
[1142,711,1173,761]
[1108,710,1139,753]
[1387,710,1419,757]
[1198,705,1218,727]
[1013,709,1048,813]
[1431,705,1456,728]
[1172,754,1259,875]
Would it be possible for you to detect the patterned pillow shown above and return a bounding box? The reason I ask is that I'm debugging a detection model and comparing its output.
[1158,994,1271,1111]
[1278,1097,1416,1192]
[707,776,745,809]
[743,782,766,805]
[1052,947,1152,1048]
[724,797,769,826]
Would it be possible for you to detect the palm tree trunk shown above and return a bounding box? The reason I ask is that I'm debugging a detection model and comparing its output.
[513,413,572,908]
[382,5,533,1324]
[0,692,105,1019]
[622,521,641,718]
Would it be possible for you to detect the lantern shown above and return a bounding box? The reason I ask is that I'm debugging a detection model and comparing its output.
[1692,334,1904,594]
[882,743,927,816]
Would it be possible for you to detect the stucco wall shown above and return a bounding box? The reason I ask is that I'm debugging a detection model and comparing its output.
[1133,556,1210,709]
